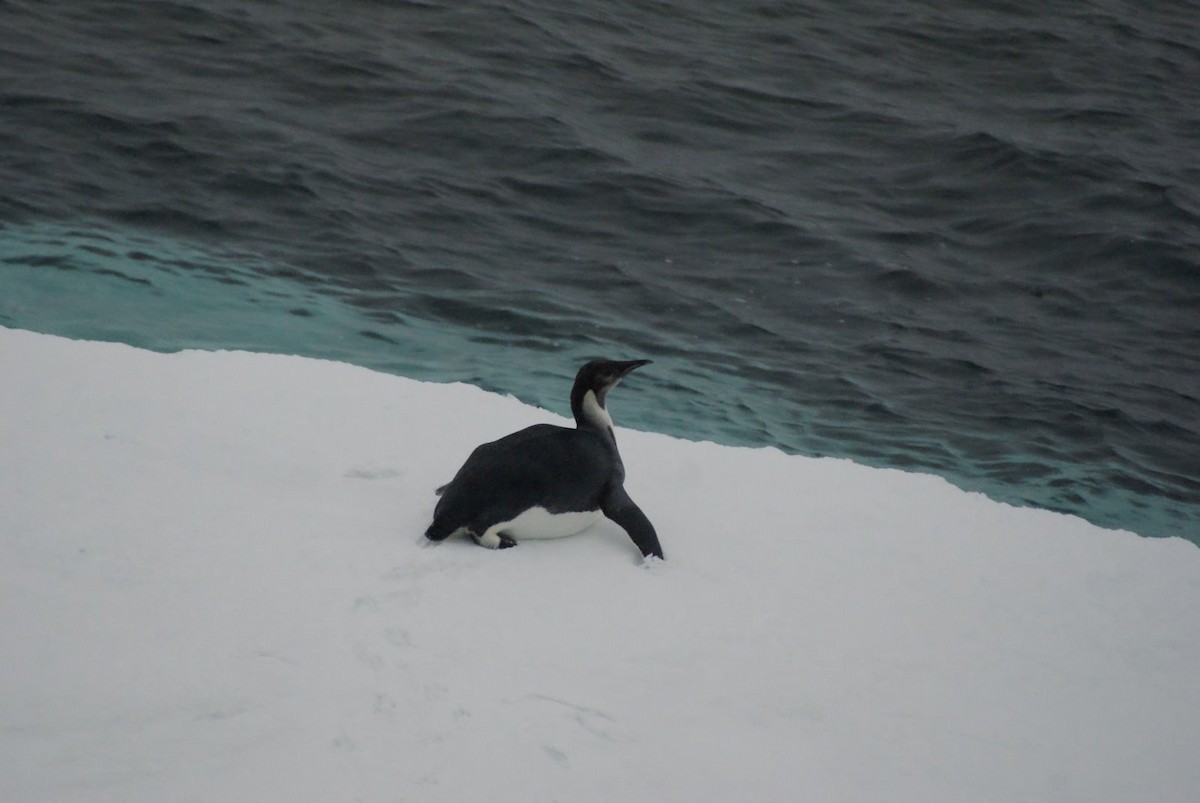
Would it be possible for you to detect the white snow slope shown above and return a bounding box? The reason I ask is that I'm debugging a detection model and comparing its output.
[2,326,1198,803]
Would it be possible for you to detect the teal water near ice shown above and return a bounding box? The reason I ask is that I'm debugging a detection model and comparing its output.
[2,220,793,443]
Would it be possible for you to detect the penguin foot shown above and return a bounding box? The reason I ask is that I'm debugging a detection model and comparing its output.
[471,532,518,550]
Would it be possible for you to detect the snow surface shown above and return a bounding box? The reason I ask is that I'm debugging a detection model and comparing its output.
[2,326,1198,803]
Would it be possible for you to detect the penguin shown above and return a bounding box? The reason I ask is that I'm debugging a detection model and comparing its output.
[424,358,664,560]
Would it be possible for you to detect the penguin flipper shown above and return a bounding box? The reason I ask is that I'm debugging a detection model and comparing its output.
[602,486,664,560]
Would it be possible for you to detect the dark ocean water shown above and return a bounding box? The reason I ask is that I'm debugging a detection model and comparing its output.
[2,0,1198,543]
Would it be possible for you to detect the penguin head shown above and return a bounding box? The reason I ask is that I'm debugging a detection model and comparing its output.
[571,358,651,429]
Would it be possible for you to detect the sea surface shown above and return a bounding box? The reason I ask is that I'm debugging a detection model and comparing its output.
[2,0,1197,543]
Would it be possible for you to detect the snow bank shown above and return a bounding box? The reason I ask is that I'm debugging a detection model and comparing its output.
[2,327,1197,802]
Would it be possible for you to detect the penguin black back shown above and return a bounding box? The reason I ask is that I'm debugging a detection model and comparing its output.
[425,358,663,560]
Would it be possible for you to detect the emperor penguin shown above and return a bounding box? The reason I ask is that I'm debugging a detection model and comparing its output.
[424,358,664,560]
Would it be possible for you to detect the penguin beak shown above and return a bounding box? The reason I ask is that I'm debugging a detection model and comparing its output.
[616,359,651,378]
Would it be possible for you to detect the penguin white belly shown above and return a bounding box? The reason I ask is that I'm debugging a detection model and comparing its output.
[481,506,604,546]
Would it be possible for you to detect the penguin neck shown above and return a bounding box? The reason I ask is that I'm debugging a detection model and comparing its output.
[572,387,615,433]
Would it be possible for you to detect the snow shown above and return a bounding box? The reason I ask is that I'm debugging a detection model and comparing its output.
[2,325,1198,803]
